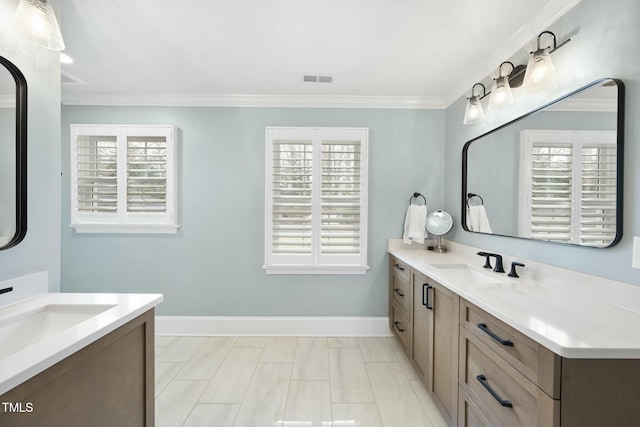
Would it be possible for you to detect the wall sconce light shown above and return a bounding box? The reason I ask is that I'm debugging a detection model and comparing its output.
[463,83,487,125]
[522,31,570,92]
[488,61,515,110]
[12,0,65,51]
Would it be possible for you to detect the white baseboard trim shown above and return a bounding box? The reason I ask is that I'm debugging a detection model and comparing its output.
[155,316,392,337]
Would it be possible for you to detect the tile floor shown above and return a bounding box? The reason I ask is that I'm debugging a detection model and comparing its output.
[155,335,448,427]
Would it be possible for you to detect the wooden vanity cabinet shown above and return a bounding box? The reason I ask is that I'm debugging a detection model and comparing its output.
[389,256,412,353]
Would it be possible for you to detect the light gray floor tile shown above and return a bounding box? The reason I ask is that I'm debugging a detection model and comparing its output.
[386,336,418,380]
[366,362,433,427]
[155,361,186,397]
[155,335,179,347]
[199,347,262,403]
[332,403,383,427]
[328,347,375,403]
[176,337,236,380]
[260,337,297,362]
[182,404,239,427]
[327,337,359,347]
[292,337,329,380]
[410,379,449,427]
[155,380,208,427]
[234,337,268,347]
[358,337,397,362]
[283,381,332,427]
[232,363,292,427]
[155,336,207,362]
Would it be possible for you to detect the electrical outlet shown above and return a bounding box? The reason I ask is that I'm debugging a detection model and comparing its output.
[633,237,640,269]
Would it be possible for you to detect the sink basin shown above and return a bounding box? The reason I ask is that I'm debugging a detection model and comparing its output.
[431,264,506,285]
[0,304,115,359]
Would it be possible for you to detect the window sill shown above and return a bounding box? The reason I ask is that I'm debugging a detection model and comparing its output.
[70,223,181,234]
[264,265,369,275]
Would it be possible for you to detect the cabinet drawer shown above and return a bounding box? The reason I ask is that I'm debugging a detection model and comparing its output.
[390,256,410,283]
[459,327,558,427]
[391,302,411,353]
[458,386,493,427]
[460,299,560,398]
[391,270,412,315]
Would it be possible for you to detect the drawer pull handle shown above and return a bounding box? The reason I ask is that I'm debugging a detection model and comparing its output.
[477,323,514,346]
[394,263,405,271]
[422,284,433,310]
[394,321,404,333]
[476,374,513,408]
[394,288,405,298]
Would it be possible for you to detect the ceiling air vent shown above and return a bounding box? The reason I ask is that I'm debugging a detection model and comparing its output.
[303,74,333,83]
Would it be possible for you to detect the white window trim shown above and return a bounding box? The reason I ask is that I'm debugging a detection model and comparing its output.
[264,127,369,275]
[70,124,179,234]
[518,129,616,245]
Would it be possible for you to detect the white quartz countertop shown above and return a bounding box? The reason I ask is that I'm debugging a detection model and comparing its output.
[388,242,640,359]
[0,292,162,396]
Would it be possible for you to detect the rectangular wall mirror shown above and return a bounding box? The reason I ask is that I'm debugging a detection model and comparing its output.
[462,78,625,248]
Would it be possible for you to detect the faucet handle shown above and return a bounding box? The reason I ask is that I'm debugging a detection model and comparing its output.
[477,252,493,269]
[508,262,525,278]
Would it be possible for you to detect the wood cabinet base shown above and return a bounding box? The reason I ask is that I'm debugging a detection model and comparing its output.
[0,309,155,427]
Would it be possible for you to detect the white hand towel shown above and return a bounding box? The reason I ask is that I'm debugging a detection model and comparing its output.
[466,205,492,233]
[403,204,427,244]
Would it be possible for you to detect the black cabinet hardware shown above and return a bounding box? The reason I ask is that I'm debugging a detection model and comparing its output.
[0,287,13,295]
[394,288,405,298]
[394,321,404,332]
[477,323,514,346]
[476,374,513,407]
[422,284,433,310]
[394,263,405,271]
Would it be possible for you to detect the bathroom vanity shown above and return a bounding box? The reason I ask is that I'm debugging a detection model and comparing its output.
[0,273,162,427]
[388,240,640,427]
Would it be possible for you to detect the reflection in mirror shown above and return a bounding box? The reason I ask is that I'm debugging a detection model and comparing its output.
[462,79,624,248]
[427,210,453,253]
[0,56,27,250]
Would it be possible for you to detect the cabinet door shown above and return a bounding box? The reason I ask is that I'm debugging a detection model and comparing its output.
[412,271,433,386]
[432,281,460,425]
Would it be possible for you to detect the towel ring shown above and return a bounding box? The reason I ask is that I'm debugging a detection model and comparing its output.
[409,192,427,206]
[467,193,484,206]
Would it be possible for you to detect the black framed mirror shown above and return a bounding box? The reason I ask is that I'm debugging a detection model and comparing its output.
[462,78,624,248]
[0,56,27,250]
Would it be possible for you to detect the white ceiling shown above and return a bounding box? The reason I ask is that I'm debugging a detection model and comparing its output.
[58,0,582,108]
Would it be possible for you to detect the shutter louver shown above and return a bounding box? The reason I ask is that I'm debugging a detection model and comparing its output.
[127,136,167,212]
[580,144,617,247]
[271,140,313,254]
[76,135,118,213]
[321,140,361,255]
[530,143,573,243]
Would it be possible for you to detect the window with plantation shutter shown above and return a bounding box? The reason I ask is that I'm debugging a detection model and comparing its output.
[265,127,368,274]
[519,130,616,247]
[70,125,179,233]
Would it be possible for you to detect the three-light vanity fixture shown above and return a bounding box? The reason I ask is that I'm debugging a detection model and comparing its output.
[463,31,571,125]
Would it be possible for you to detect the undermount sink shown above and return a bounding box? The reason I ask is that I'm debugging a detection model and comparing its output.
[430,263,506,285]
[0,304,115,360]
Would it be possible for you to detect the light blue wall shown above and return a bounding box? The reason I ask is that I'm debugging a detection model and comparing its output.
[445,0,640,285]
[0,1,61,291]
[61,107,445,316]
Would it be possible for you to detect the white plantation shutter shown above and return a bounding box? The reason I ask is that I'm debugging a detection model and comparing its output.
[519,130,616,247]
[71,125,178,233]
[127,136,168,213]
[76,135,118,213]
[265,127,368,274]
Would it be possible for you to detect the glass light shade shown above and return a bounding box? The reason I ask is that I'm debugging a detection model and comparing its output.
[463,95,485,125]
[12,0,65,51]
[488,75,513,110]
[523,48,557,91]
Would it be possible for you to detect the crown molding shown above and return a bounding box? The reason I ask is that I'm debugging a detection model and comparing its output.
[61,93,445,109]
